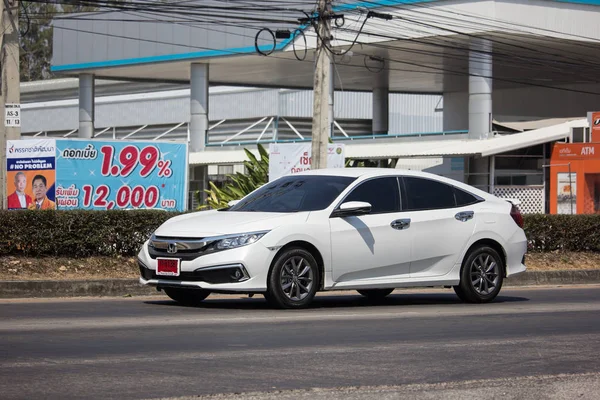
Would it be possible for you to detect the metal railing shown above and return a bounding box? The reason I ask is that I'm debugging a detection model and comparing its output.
[331,130,468,141]
[25,120,462,145]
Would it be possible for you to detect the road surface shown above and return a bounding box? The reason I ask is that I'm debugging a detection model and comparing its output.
[1,285,600,399]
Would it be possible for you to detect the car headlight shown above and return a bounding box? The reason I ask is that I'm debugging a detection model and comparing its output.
[208,231,269,252]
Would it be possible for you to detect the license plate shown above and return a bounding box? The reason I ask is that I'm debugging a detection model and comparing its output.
[157,258,180,277]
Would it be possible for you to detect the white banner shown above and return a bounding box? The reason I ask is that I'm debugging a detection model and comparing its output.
[7,139,56,159]
[269,143,345,182]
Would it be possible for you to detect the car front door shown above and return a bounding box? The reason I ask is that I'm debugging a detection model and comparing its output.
[400,176,478,278]
[329,176,412,283]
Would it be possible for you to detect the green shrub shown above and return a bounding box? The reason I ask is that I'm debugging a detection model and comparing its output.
[0,210,181,257]
[1,211,600,257]
[525,214,600,252]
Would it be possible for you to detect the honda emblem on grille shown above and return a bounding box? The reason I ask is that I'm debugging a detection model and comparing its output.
[167,243,178,254]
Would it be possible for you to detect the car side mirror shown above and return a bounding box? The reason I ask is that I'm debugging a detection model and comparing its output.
[331,201,372,218]
[227,200,241,207]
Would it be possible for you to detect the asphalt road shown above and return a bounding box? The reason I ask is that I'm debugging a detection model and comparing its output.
[1,285,600,400]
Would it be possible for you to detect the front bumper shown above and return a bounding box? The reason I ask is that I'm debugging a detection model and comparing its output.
[137,240,275,292]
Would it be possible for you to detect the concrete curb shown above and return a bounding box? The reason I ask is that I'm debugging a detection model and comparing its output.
[1,270,600,299]
[0,279,156,299]
[504,270,600,286]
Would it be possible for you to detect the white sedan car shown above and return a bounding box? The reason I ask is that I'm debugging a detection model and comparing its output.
[138,168,527,309]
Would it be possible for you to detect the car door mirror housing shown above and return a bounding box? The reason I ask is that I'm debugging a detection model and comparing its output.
[331,201,372,218]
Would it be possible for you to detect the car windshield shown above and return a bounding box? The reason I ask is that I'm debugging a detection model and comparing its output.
[228,175,356,213]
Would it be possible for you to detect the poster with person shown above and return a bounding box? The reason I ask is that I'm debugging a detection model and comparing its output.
[6,140,56,210]
[6,138,187,211]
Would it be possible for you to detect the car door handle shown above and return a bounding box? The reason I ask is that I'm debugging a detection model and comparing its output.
[391,218,411,230]
[455,211,474,222]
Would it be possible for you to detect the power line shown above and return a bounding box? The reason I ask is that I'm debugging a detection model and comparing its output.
[49,21,600,97]
[30,0,600,96]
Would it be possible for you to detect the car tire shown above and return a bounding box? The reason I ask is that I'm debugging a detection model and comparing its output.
[267,247,320,309]
[357,289,394,301]
[454,245,504,303]
[163,287,210,307]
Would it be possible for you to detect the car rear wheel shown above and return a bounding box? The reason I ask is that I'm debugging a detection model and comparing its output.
[266,247,319,309]
[163,287,210,307]
[357,289,394,301]
[454,245,504,303]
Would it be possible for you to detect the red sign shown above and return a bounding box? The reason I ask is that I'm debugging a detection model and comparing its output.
[553,143,599,160]
[592,112,600,142]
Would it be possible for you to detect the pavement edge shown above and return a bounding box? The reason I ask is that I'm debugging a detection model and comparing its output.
[1,270,600,298]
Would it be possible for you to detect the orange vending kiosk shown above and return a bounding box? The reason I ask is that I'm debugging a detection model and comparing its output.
[549,142,600,214]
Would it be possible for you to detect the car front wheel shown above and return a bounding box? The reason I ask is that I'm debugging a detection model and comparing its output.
[266,247,319,309]
[163,287,210,307]
[454,245,504,303]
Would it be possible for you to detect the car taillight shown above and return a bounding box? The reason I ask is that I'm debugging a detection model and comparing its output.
[510,205,524,228]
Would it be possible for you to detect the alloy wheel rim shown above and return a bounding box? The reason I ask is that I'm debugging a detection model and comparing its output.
[280,256,314,301]
[470,253,500,295]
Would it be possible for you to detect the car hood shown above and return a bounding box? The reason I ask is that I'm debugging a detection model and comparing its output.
[153,210,309,238]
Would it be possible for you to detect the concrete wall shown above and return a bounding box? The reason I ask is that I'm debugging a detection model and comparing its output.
[493,84,600,121]
[443,83,600,131]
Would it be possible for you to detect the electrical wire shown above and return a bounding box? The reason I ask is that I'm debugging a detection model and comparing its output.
[333,14,600,79]
[254,28,276,56]
[26,0,600,96]
[20,2,31,36]
[292,28,308,61]
[337,0,600,68]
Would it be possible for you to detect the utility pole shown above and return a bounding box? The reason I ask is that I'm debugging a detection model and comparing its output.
[0,0,21,210]
[311,0,332,170]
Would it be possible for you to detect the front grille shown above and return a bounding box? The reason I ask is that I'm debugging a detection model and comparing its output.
[148,247,203,261]
[148,235,210,261]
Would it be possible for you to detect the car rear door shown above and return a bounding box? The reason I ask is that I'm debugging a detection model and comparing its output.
[400,176,479,278]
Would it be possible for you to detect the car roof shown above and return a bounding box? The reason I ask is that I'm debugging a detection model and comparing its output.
[293,168,496,201]
[295,167,432,179]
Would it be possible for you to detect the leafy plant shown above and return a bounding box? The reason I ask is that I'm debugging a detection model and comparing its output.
[197,144,269,210]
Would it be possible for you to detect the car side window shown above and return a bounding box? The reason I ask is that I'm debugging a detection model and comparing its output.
[343,177,401,214]
[402,177,456,211]
[454,187,480,207]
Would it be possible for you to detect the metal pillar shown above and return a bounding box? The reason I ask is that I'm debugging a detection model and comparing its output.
[372,59,389,135]
[468,38,492,140]
[78,74,95,138]
[442,92,468,132]
[373,87,389,135]
[489,155,495,194]
[467,38,492,190]
[190,63,209,152]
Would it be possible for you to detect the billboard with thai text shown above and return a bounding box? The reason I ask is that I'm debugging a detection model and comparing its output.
[6,138,188,211]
